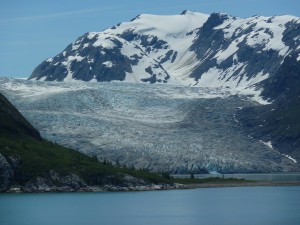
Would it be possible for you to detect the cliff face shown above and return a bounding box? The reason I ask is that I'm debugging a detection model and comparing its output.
[0,149,88,192]
[0,154,14,191]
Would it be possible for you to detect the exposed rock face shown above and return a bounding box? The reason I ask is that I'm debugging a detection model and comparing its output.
[190,13,291,83]
[22,171,88,192]
[0,156,163,193]
[121,175,147,187]
[0,153,172,193]
[0,154,14,192]
[1,167,167,193]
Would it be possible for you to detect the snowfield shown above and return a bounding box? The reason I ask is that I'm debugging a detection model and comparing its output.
[0,78,296,173]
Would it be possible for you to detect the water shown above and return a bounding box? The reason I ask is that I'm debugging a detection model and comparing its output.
[1,186,300,225]
[173,173,300,181]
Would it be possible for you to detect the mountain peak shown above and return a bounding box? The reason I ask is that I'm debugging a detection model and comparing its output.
[180,10,196,15]
[210,12,232,21]
[181,10,188,15]
[130,14,141,22]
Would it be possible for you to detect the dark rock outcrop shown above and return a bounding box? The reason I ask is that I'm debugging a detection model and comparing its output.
[0,154,14,192]
[22,171,88,192]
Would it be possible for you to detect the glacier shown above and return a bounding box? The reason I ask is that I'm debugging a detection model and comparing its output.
[0,77,296,173]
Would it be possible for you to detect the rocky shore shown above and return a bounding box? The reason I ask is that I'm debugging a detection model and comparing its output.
[184,181,300,189]
[4,179,300,194]
[0,153,187,193]
[2,152,300,194]
[4,177,188,193]
[6,183,188,193]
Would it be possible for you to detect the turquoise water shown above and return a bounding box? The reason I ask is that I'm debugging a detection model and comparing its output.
[0,186,300,225]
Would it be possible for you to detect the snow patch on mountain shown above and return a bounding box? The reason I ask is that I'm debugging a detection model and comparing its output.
[61,55,85,82]
[92,34,117,49]
[215,40,240,64]
[108,11,209,39]
[260,140,273,149]
[46,58,53,63]
[216,14,298,57]
[103,61,114,68]
[282,154,298,163]
[105,11,210,85]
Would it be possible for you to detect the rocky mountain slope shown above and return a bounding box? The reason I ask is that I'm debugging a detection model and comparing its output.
[237,51,300,168]
[0,92,176,192]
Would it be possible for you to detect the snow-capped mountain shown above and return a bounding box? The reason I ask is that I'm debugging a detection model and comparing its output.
[29,11,300,93]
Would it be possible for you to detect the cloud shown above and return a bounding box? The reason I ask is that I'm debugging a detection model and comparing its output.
[0,6,123,23]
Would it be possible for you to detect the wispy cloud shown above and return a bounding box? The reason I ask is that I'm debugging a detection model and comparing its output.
[0,6,123,23]
[0,0,260,23]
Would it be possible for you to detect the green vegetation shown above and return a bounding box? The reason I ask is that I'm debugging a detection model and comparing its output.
[0,135,174,185]
[0,134,248,186]
[172,177,249,184]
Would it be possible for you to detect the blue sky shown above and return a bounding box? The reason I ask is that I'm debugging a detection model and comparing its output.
[1,0,300,78]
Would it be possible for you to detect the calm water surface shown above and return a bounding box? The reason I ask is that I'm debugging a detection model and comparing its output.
[0,186,300,225]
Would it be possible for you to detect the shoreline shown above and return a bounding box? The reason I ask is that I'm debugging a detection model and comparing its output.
[3,180,300,194]
[184,180,300,189]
